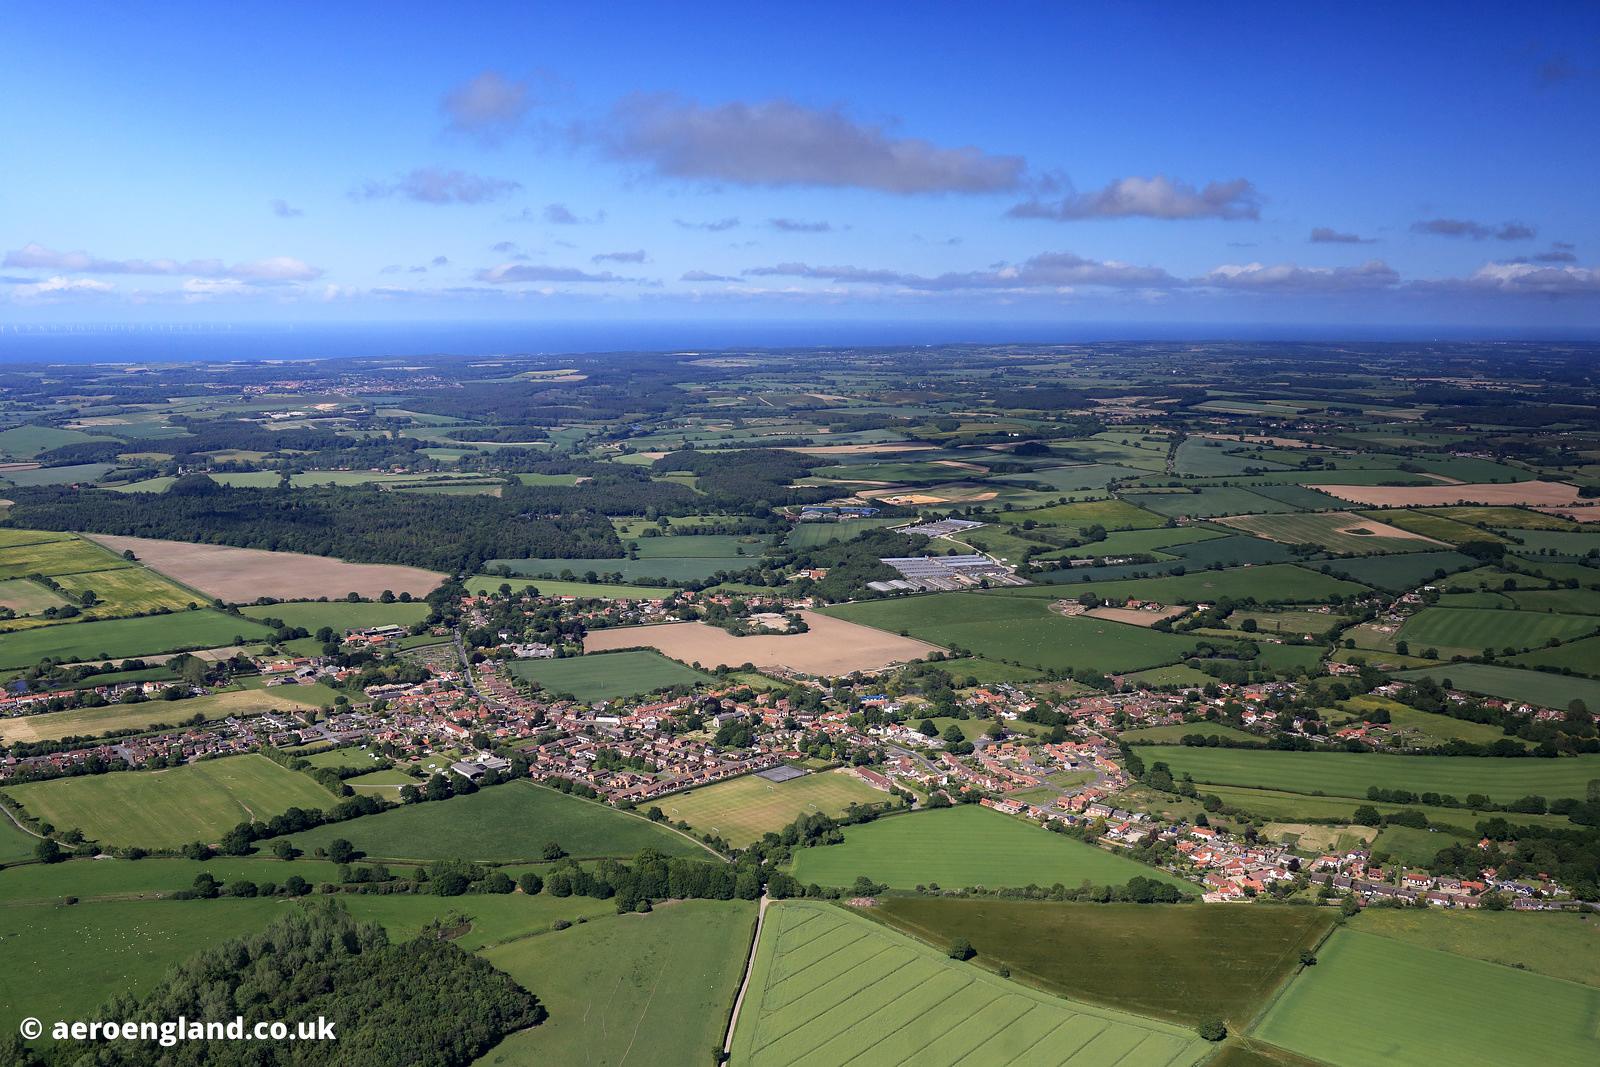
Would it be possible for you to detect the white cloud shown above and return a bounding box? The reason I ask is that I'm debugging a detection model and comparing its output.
[1009,176,1261,221]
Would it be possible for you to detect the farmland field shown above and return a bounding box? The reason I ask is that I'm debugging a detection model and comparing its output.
[1253,929,1600,1067]
[1306,479,1582,508]
[1004,563,1369,605]
[1215,511,1443,554]
[999,498,1165,530]
[0,576,66,615]
[478,900,755,1067]
[0,814,36,865]
[1350,909,1600,988]
[730,899,1208,1067]
[823,594,1200,674]
[0,899,284,1029]
[0,533,129,580]
[1184,784,1573,833]
[281,780,706,862]
[239,599,431,631]
[1393,663,1600,711]
[1118,722,1265,745]
[0,685,324,744]
[0,753,337,848]
[1129,746,1600,804]
[787,805,1194,892]
[585,611,943,675]
[48,564,200,615]
[1394,606,1598,653]
[657,769,887,847]
[467,574,679,599]
[507,649,716,701]
[81,533,444,601]
[872,898,1336,1027]
[0,608,276,669]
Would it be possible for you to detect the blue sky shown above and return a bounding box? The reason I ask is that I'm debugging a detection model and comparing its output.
[3,2,1598,332]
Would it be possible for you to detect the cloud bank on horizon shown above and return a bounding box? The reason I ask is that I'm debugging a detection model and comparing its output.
[2,3,1597,330]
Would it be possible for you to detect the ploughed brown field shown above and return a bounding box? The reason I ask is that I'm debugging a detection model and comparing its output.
[80,534,445,602]
[582,609,942,675]
[1307,480,1582,508]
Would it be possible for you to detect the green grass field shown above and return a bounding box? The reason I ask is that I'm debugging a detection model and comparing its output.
[0,576,68,616]
[240,600,430,631]
[657,769,886,847]
[1123,487,1298,519]
[0,533,131,580]
[1011,564,1370,605]
[1217,512,1438,554]
[1121,664,1217,688]
[1395,606,1598,653]
[1509,632,1600,672]
[0,816,37,865]
[0,856,348,903]
[1394,663,1600,712]
[507,650,716,702]
[731,900,1208,1067]
[281,781,706,862]
[1,754,336,848]
[1184,784,1573,833]
[872,898,1336,1028]
[1118,723,1265,745]
[477,900,756,1067]
[1319,549,1476,591]
[788,806,1194,892]
[823,593,1202,674]
[1351,909,1600,988]
[1131,746,1600,804]
[0,899,285,1028]
[467,575,680,600]
[0,686,323,744]
[0,608,275,669]
[50,564,201,615]
[1253,929,1600,1067]
[1371,824,1464,866]
[997,498,1166,534]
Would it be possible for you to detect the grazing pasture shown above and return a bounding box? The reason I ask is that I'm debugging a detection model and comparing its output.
[1394,663,1600,711]
[1253,929,1600,1067]
[585,611,943,675]
[280,781,705,862]
[731,900,1208,1067]
[1351,909,1600,988]
[507,649,716,702]
[0,900,284,1030]
[658,769,886,847]
[80,533,444,601]
[478,901,756,1067]
[1,754,336,848]
[824,594,1200,674]
[1131,746,1600,804]
[872,898,1335,1027]
[0,608,275,669]
[1319,549,1476,591]
[788,805,1194,892]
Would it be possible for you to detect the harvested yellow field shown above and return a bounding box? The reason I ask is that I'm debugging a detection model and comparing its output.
[583,610,942,675]
[81,534,444,602]
[1307,480,1581,508]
